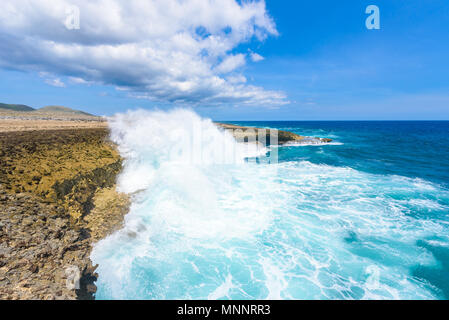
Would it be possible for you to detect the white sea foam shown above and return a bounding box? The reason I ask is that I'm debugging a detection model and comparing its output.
[91,109,449,300]
[281,141,344,147]
[208,274,235,300]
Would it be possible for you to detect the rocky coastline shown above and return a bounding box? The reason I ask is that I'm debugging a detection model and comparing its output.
[0,127,129,299]
[0,117,332,300]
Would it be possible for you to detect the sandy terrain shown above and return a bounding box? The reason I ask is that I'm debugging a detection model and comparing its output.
[0,109,107,133]
[0,119,108,133]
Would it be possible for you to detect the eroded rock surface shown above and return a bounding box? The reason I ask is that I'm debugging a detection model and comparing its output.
[0,186,95,299]
[0,128,129,300]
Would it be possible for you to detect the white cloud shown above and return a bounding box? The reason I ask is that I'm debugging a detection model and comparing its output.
[68,76,89,84]
[45,78,66,87]
[214,54,246,74]
[250,52,265,62]
[38,72,65,87]
[0,0,288,107]
[227,75,247,84]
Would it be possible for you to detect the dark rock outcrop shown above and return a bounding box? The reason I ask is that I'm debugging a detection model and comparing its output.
[215,123,332,145]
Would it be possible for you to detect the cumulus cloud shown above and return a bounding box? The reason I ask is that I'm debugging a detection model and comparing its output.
[214,54,246,74]
[250,52,265,62]
[39,71,66,87]
[45,78,66,88]
[227,75,247,84]
[68,76,89,84]
[0,0,288,107]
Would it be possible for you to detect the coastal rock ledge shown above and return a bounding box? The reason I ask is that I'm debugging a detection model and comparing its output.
[216,123,332,145]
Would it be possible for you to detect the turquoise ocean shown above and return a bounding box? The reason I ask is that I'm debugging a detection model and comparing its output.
[91,110,449,300]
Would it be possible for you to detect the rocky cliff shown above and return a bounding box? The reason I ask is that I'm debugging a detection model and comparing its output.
[0,128,129,300]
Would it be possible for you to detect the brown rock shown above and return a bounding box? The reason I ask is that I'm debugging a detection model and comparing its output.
[0,128,129,300]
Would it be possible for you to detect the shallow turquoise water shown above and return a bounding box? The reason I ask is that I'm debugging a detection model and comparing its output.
[92,112,449,300]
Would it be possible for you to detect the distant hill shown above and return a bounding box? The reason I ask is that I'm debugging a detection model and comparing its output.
[0,103,96,118]
[38,106,94,116]
[0,103,35,112]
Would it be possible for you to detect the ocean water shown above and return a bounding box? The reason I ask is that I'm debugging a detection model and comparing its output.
[91,110,449,300]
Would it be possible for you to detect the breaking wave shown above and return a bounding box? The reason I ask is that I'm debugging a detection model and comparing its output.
[91,109,449,300]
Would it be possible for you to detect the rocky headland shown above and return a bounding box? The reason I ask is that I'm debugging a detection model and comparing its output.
[216,123,332,145]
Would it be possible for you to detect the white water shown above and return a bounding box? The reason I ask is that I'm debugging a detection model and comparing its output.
[91,109,449,300]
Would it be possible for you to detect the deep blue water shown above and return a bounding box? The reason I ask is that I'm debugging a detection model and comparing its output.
[92,113,449,300]
[229,121,449,189]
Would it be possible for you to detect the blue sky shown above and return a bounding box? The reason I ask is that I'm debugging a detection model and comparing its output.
[1,0,448,120]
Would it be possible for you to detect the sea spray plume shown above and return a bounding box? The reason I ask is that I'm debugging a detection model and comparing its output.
[107,109,267,194]
[92,109,280,298]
